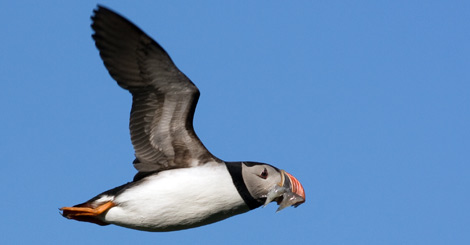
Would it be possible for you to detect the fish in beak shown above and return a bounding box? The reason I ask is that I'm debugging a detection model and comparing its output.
[264,170,306,212]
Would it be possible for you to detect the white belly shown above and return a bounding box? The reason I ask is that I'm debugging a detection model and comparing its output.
[103,163,249,231]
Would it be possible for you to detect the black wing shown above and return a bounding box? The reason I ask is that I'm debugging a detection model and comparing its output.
[91,6,220,174]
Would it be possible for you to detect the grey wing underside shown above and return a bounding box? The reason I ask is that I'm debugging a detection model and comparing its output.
[91,6,220,175]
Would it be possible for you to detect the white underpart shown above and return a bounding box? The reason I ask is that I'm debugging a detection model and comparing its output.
[103,163,249,231]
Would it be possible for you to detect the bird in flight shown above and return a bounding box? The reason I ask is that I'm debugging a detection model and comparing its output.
[60,5,305,232]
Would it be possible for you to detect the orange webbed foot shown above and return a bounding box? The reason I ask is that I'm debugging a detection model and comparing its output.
[60,201,115,226]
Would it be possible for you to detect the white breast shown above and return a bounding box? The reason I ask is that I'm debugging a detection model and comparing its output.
[103,162,249,231]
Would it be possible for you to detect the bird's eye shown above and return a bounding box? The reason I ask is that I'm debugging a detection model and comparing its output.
[259,168,268,179]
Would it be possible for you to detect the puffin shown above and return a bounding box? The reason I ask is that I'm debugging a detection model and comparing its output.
[60,5,305,232]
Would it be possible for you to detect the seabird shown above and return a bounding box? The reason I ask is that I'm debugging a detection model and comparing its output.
[60,5,305,232]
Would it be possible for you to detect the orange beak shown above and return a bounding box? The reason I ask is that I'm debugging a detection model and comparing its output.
[282,170,305,207]
[283,171,306,206]
[263,169,306,211]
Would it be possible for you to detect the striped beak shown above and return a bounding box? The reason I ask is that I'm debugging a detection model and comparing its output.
[264,170,306,212]
[282,170,306,206]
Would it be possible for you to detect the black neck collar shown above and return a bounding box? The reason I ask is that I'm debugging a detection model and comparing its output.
[225,162,263,210]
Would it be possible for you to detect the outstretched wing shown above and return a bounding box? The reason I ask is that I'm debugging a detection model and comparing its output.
[91,6,220,175]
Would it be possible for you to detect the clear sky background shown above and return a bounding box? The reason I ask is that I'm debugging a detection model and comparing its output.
[1,0,469,244]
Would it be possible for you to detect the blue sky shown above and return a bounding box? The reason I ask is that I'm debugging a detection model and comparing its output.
[1,0,469,244]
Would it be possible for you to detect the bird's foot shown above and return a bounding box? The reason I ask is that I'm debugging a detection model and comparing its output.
[60,201,115,218]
